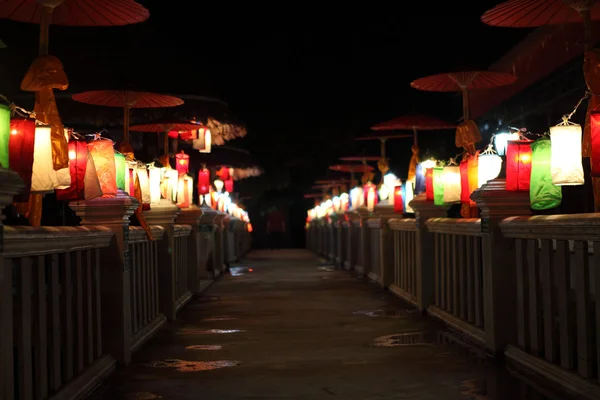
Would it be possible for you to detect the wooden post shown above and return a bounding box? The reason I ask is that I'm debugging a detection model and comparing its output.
[355,207,371,277]
[69,190,138,365]
[143,199,180,321]
[471,179,531,355]
[198,205,218,280]
[213,212,227,276]
[176,205,208,295]
[373,204,398,288]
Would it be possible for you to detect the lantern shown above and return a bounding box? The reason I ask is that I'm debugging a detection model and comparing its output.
[136,167,151,208]
[425,168,434,201]
[506,140,532,192]
[442,166,461,203]
[403,182,414,213]
[198,168,211,195]
[416,160,435,195]
[247,222,253,233]
[433,167,444,205]
[494,131,520,156]
[530,138,562,210]
[550,123,584,186]
[125,161,137,196]
[460,159,470,204]
[332,196,341,211]
[591,112,600,176]
[177,175,193,208]
[340,193,349,211]
[225,178,234,193]
[83,150,102,200]
[175,151,190,175]
[148,165,162,204]
[162,168,178,202]
[114,152,126,191]
[467,155,479,205]
[56,140,88,201]
[349,186,363,209]
[32,126,70,192]
[214,179,224,193]
[88,139,117,197]
[193,126,212,153]
[9,119,35,200]
[364,183,378,211]
[0,104,10,168]
[378,184,390,202]
[393,185,403,213]
[478,154,502,188]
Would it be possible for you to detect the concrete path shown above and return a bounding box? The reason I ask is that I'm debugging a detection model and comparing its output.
[91,249,558,400]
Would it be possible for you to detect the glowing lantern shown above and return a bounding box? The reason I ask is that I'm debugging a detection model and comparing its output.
[217,166,230,181]
[193,126,212,153]
[530,138,562,210]
[591,112,600,176]
[349,186,363,209]
[460,159,470,204]
[177,175,193,208]
[442,166,461,203]
[378,184,390,202]
[467,156,479,204]
[9,119,35,200]
[0,104,10,168]
[550,123,584,186]
[432,167,444,205]
[214,178,224,193]
[125,161,137,196]
[148,165,162,204]
[225,178,234,193]
[161,168,178,202]
[364,183,378,211]
[114,152,126,191]
[403,182,414,213]
[425,168,435,201]
[56,140,88,201]
[332,196,341,211]
[340,193,349,211]
[175,151,190,175]
[136,166,151,208]
[88,140,117,197]
[247,222,253,233]
[32,126,70,192]
[416,160,435,195]
[478,154,502,188]
[494,131,520,156]
[506,140,532,192]
[198,168,210,195]
[393,185,403,213]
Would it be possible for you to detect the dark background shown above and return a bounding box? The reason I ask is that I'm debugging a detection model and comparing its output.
[0,2,532,247]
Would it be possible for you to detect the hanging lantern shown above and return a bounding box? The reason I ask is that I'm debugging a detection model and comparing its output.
[83,149,102,200]
[506,140,533,192]
[162,168,178,202]
[416,160,435,195]
[340,193,349,211]
[349,186,363,209]
[148,165,162,204]
[530,138,562,210]
[494,131,520,156]
[211,191,220,209]
[364,183,378,211]
[136,166,151,209]
[478,153,502,188]
[114,151,126,191]
[193,126,212,153]
[403,182,414,213]
[591,112,600,176]
[0,104,10,169]
[393,185,403,213]
[247,222,253,233]
[550,122,584,186]
[217,166,230,181]
[198,168,210,195]
[378,184,390,202]
[177,175,193,208]
[425,168,434,201]
[175,151,190,175]
[88,139,117,197]
[214,178,224,193]
[125,161,137,196]
[332,196,341,212]
[442,166,461,203]
[9,119,35,200]
[460,159,470,204]
[432,167,444,205]
[32,126,66,192]
[56,140,88,201]
[225,178,234,193]
[467,155,479,204]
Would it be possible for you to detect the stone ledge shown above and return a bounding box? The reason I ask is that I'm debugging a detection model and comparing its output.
[426,218,482,237]
[500,213,600,241]
[174,224,193,237]
[388,218,417,232]
[129,226,165,242]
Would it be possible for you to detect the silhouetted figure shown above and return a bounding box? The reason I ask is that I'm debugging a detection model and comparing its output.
[267,209,285,249]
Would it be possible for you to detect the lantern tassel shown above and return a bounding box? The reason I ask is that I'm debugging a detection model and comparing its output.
[134,172,154,241]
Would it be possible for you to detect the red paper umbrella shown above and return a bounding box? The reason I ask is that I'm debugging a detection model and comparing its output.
[339,156,380,162]
[481,0,600,27]
[129,121,202,163]
[328,164,374,173]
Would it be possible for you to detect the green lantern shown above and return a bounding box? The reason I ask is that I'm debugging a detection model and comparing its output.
[530,138,561,210]
[114,151,126,191]
[0,104,10,169]
[433,167,444,206]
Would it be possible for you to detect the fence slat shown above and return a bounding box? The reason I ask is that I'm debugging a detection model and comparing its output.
[34,255,48,400]
[574,241,593,378]
[540,239,557,362]
[555,240,574,370]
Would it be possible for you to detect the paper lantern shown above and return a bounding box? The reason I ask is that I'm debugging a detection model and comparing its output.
[467,155,479,205]
[403,182,414,213]
[9,119,35,200]
[83,150,102,200]
[136,167,151,208]
[393,185,403,213]
[175,151,190,175]
[364,183,378,211]
[88,140,117,197]
[494,132,520,156]
[415,160,436,195]
[425,168,434,201]
[114,152,126,191]
[442,166,461,203]
[530,138,562,210]
[591,112,600,176]
[214,178,224,193]
[148,165,162,204]
[161,168,178,202]
[177,175,193,208]
[506,140,532,192]
[193,126,212,153]
[225,178,234,193]
[0,104,10,168]
[198,168,210,195]
[332,196,341,211]
[125,161,137,196]
[32,126,70,192]
[550,123,584,186]
[432,167,444,205]
[217,166,230,181]
[460,159,470,204]
[340,193,349,211]
[378,184,390,202]
[247,222,253,233]
[478,154,502,188]
[349,186,363,209]
[56,140,87,201]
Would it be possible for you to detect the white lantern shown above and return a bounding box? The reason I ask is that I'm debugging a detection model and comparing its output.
[420,159,437,170]
[214,178,224,193]
[193,127,212,153]
[136,166,151,205]
[378,184,389,202]
[349,186,363,209]
[478,154,502,188]
[340,193,349,211]
[442,166,461,203]
[31,126,71,192]
[494,132,520,156]
[332,196,341,211]
[550,123,584,186]
[148,165,162,204]
[124,160,137,196]
[404,182,414,213]
[366,187,377,211]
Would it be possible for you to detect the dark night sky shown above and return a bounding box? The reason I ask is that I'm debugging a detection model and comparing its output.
[0,2,532,244]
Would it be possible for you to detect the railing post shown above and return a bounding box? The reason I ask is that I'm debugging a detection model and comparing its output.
[0,170,23,400]
[69,190,138,364]
[373,204,398,288]
[176,204,210,296]
[471,178,531,355]
[196,205,218,281]
[143,199,180,321]
[345,212,359,270]
[335,212,345,268]
[409,194,449,313]
[355,207,371,277]
[213,212,227,276]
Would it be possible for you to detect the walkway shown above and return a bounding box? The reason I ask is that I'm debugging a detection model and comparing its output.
[90,250,556,400]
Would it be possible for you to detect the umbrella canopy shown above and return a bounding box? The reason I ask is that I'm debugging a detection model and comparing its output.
[481,0,600,27]
[129,121,200,133]
[371,114,456,131]
[329,164,375,173]
[304,193,322,198]
[315,179,351,184]
[339,156,380,162]
[354,133,412,141]
[72,90,183,108]
[410,71,517,92]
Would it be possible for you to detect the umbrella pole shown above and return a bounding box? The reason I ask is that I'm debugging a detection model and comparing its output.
[38,7,52,55]
[164,131,169,157]
[461,87,470,121]
[123,106,130,143]
[413,128,418,146]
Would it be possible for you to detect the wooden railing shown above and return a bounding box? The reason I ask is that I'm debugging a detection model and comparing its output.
[173,225,193,312]
[2,226,115,400]
[426,218,485,344]
[339,221,348,268]
[389,218,418,305]
[367,219,381,281]
[128,226,166,352]
[350,220,360,270]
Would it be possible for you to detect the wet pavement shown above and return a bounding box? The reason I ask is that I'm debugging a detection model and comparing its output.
[90,249,564,400]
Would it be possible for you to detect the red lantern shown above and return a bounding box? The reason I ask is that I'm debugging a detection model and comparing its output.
[225,178,234,193]
[506,140,533,192]
[175,151,189,175]
[460,159,470,204]
[363,183,378,211]
[198,168,210,195]
[393,185,403,213]
[217,166,230,181]
[56,141,87,201]
[128,168,136,196]
[425,168,434,201]
[591,112,600,176]
[247,222,253,233]
[9,119,35,201]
